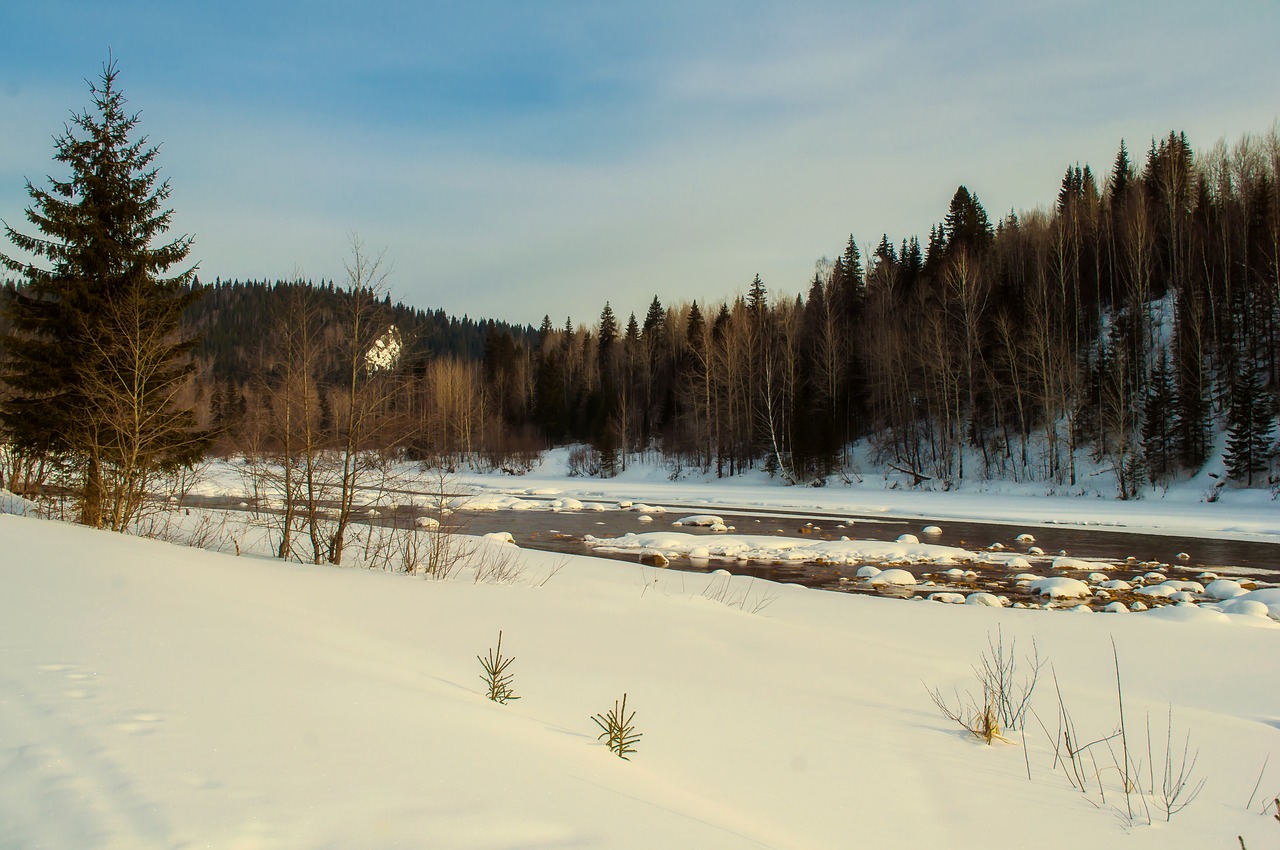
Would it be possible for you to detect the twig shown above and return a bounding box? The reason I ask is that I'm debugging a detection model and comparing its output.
[1246,754,1270,810]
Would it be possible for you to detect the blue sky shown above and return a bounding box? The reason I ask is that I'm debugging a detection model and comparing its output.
[2,1,1278,325]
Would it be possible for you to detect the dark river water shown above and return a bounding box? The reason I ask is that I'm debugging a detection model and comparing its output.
[185,495,1279,603]
[439,500,1280,600]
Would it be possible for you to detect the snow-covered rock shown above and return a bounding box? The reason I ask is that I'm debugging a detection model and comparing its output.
[676,515,726,527]
[869,568,917,587]
[1204,579,1246,600]
[1029,577,1091,600]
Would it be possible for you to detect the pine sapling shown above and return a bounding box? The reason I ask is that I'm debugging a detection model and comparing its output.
[592,693,642,759]
[478,630,519,704]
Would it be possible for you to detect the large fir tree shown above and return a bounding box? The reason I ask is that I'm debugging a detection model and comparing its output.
[0,60,206,528]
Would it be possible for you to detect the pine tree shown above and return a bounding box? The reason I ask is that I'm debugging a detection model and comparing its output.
[0,60,206,528]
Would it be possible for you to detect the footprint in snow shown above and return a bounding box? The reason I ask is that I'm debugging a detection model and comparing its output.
[116,714,165,735]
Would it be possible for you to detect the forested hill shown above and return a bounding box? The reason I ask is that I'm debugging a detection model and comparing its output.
[187,278,534,380]
[7,127,1278,494]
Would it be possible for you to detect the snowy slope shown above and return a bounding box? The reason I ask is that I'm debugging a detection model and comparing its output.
[1,511,1278,849]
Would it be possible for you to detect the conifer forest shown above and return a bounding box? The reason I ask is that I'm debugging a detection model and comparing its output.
[178,131,1279,498]
[2,65,1278,503]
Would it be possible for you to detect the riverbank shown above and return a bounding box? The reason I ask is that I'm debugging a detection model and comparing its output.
[444,447,1280,544]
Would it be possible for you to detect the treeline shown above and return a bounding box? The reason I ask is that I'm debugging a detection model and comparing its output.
[189,277,532,380]
[185,278,538,459]
[178,129,1279,493]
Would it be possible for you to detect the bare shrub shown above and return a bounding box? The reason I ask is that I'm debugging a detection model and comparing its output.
[926,682,1011,746]
[566,444,603,478]
[699,573,778,614]
[1147,706,1207,821]
[977,625,1041,732]
[473,541,525,584]
[925,627,1040,746]
[529,557,568,588]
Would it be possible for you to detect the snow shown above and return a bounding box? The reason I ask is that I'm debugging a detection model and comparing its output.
[1029,577,1092,599]
[1205,579,1246,600]
[585,530,978,568]
[1213,598,1272,618]
[868,568,917,586]
[3,507,1277,849]
[0,490,40,516]
[1233,587,1280,618]
[363,324,402,372]
[675,515,726,527]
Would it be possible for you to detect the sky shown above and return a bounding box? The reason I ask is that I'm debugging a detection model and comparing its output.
[1,1,1278,326]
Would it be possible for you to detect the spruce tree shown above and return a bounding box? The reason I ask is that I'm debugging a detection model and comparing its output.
[1141,348,1176,483]
[597,302,618,379]
[641,295,664,340]
[0,60,206,528]
[943,186,994,256]
[1224,358,1274,486]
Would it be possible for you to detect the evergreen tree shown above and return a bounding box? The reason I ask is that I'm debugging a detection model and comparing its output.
[1224,358,1274,485]
[836,235,865,318]
[1172,296,1211,470]
[747,274,768,318]
[536,314,554,349]
[943,186,994,256]
[642,296,664,339]
[874,234,897,266]
[597,302,618,379]
[1141,348,1177,483]
[0,60,206,528]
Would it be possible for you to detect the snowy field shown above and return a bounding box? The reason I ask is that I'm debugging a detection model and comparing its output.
[2,484,1280,849]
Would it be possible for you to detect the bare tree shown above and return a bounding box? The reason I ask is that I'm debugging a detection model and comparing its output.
[326,235,397,565]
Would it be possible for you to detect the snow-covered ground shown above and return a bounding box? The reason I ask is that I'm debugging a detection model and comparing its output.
[2,492,1279,849]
